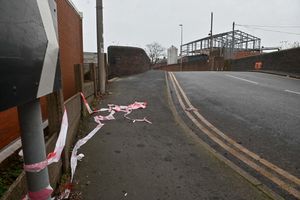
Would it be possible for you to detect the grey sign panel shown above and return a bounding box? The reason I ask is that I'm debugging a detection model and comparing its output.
[0,0,60,111]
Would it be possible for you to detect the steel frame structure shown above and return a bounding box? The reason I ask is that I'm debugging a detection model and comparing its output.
[181,30,261,59]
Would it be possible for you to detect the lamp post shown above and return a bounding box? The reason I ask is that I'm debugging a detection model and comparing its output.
[96,0,106,94]
[210,12,213,70]
[179,24,183,71]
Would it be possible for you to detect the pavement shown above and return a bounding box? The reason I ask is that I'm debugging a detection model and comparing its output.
[72,71,270,200]
[252,70,300,79]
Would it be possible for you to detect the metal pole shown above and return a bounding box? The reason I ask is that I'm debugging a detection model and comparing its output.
[232,21,235,59]
[210,12,213,53]
[96,0,106,94]
[18,99,51,200]
[179,24,183,71]
[210,12,214,70]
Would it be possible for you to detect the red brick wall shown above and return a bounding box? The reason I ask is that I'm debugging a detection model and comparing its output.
[229,47,300,74]
[233,51,261,59]
[0,1,83,150]
[57,0,84,100]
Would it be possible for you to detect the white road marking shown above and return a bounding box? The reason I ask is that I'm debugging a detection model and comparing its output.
[284,90,300,95]
[226,74,259,85]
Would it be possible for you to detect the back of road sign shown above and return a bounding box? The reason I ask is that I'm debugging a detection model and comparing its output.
[0,0,60,111]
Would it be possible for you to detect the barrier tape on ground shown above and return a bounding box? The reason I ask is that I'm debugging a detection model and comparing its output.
[69,93,151,182]
[57,93,152,199]
[21,93,151,199]
[70,124,103,182]
[80,92,152,124]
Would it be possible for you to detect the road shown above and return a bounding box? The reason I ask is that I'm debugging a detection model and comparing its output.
[170,71,300,199]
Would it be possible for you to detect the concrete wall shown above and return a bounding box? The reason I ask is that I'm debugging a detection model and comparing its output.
[108,46,150,78]
[228,47,300,74]
[63,93,81,171]
[57,0,84,100]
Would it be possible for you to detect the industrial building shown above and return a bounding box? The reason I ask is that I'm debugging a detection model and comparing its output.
[181,30,261,59]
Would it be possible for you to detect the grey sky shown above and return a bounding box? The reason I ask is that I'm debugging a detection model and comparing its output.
[71,0,300,52]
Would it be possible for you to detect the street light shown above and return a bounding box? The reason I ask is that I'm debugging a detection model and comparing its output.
[179,24,183,71]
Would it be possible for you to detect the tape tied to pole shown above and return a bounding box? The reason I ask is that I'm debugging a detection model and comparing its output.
[23,108,69,173]
[23,160,48,173]
[22,185,53,200]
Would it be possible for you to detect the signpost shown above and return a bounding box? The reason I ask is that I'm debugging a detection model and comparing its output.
[0,0,60,199]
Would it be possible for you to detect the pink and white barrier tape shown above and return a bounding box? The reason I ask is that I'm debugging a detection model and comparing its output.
[23,160,48,173]
[22,185,53,200]
[23,109,69,173]
[70,124,103,182]
[80,92,107,114]
[80,92,151,124]
[21,109,68,199]
[47,109,69,165]
[58,93,152,199]
[21,93,151,199]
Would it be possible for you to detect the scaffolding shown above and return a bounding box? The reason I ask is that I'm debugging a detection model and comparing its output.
[181,30,261,59]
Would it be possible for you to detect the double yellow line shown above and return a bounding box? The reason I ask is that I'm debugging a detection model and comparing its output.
[168,72,300,199]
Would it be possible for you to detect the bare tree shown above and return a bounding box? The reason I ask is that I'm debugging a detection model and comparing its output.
[280,41,300,50]
[146,42,166,65]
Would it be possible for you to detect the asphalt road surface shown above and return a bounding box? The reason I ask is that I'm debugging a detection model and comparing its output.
[172,71,300,197]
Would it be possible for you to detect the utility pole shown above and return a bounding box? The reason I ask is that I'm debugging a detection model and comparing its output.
[96,0,106,94]
[210,12,214,70]
[179,24,183,71]
[18,99,51,200]
[232,21,235,59]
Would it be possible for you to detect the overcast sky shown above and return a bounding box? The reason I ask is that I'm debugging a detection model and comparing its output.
[71,0,300,52]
